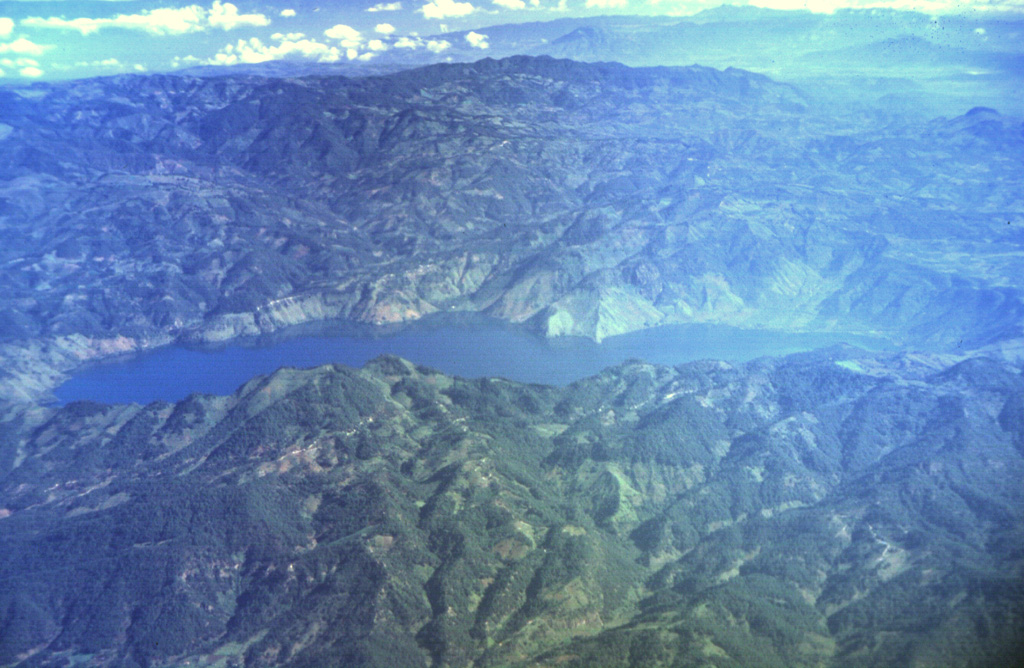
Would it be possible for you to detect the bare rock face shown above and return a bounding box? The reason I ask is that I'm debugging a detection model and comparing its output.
[2,351,1022,667]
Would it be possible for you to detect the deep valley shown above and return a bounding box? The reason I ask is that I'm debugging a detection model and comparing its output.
[1,56,1022,403]
[1,6,1023,667]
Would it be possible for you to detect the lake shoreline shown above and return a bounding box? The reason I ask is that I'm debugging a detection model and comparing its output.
[52,314,895,406]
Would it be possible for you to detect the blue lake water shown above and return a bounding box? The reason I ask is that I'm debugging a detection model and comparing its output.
[53,317,891,405]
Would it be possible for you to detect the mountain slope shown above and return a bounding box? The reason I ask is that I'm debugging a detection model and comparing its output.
[1,56,1022,402]
[2,351,1023,667]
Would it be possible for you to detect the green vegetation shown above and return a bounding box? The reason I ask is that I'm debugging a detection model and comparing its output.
[2,350,1022,666]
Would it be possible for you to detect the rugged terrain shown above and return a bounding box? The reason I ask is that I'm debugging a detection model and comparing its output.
[2,7,1023,667]
[194,8,1024,117]
[1,350,1023,667]
[1,56,1022,402]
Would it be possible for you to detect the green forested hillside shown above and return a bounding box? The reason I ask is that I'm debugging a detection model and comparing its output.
[2,350,1022,667]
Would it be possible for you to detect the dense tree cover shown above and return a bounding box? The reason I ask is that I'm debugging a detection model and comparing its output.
[1,350,1023,667]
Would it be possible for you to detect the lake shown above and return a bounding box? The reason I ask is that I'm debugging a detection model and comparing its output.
[53,316,891,405]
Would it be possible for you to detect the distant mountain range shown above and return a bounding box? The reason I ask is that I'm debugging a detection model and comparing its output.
[2,349,1023,666]
[1,55,1022,403]
[1,8,1023,667]
[174,8,1024,115]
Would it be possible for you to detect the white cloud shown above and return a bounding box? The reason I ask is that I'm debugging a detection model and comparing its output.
[76,57,120,67]
[23,11,190,36]
[493,0,526,8]
[20,65,44,77]
[25,7,206,35]
[206,35,343,65]
[585,0,628,7]
[280,8,297,17]
[367,2,403,10]
[324,23,363,48]
[171,54,202,67]
[367,38,387,50]
[324,24,359,40]
[0,17,14,38]
[746,0,1024,13]
[375,22,396,34]
[465,30,489,48]
[388,33,468,53]
[22,16,98,34]
[2,57,39,72]
[134,64,147,71]
[0,68,5,77]
[419,0,475,19]
[23,2,269,36]
[747,0,840,11]
[208,1,270,30]
[0,38,52,56]
[49,57,127,72]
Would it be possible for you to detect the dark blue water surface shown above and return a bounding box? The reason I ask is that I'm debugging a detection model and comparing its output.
[53,317,890,405]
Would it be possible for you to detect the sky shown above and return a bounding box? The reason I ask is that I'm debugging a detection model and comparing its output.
[0,0,1020,81]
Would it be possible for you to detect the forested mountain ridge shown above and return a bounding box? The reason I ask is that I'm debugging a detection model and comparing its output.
[1,55,1022,402]
[1,350,1022,667]
[2,5,1023,666]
